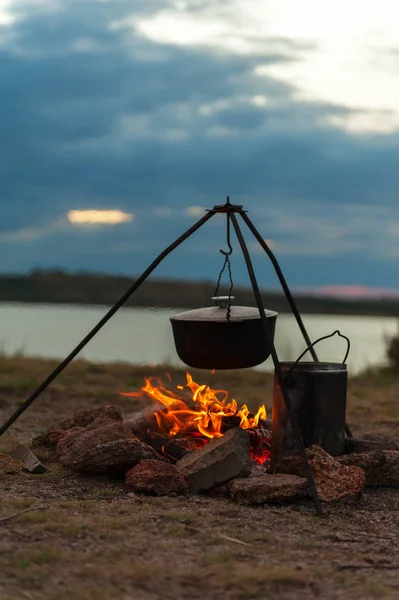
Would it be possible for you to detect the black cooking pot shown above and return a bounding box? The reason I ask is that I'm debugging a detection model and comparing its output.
[170,296,278,370]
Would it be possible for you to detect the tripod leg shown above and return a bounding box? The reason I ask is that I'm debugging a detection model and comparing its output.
[0,210,216,438]
[239,211,318,361]
[239,211,353,439]
[230,213,323,517]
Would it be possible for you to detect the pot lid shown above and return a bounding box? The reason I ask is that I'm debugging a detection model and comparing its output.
[170,296,278,322]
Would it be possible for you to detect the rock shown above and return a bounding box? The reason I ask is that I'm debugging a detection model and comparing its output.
[58,421,134,463]
[229,473,308,505]
[337,450,399,487]
[85,415,124,432]
[362,432,396,443]
[61,438,158,475]
[250,463,267,478]
[176,428,251,493]
[278,445,365,503]
[56,416,163,476]
[56,427,87,458]
[32,405,123,448]
[0,453,22,475]
[56,416,131,459]
[56,421,138,462]
[344,437,399,454]
[126,459,189,496]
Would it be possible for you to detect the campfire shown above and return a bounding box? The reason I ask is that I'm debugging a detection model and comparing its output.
[121,372,271,468]
[29,369,399,508]
[2,199,380,514]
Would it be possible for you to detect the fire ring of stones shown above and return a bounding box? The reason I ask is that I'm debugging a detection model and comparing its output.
[23,398,399,506]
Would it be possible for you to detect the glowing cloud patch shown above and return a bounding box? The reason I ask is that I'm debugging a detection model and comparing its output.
[186,206,204,217]
[128,0,399,133]
[67,210,134,225]
[0,0,14,26]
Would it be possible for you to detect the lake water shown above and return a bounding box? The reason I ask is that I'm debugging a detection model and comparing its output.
[0,302,397,374]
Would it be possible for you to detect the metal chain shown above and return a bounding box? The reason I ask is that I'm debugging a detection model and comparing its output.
[214,255,227,297]
[214,233,234,321]
[225,256,234,321]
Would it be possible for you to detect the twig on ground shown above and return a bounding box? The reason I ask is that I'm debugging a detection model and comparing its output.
[136,582,176,600]
[217,533,253,547]
[328,532,397,543]
[338,564,399,571]
[20,591,34,600]
[184,524,253,547]
[0,506,46,524]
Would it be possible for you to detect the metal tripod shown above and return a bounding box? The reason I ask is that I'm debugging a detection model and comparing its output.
[0,197,341,516]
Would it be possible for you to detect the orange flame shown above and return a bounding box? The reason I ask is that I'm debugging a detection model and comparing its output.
[122,372,267,441]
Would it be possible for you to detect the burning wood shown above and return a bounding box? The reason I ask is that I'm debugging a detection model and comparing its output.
[121,372,271,467]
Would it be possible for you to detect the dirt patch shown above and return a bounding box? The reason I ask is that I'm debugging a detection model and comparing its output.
[1,356,399,599]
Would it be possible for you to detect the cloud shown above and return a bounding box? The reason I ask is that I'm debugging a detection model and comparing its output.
[0,218,68,243]
[186,206,205,217]
[129,4,313,58]
[67,209,134,225]
[0,0,399,290]
[314,286,399,299]
[129,0,399,133]
[248,202,399,259]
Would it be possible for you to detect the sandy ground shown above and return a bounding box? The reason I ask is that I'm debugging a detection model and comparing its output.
[1,356,399,600]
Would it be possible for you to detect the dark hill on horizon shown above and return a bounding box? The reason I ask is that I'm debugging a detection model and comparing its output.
[0,270,399,317]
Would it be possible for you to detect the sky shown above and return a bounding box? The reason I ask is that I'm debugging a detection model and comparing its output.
[1,0,399,295]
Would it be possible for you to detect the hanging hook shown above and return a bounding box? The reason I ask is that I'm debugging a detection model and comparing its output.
[220,212,233,255]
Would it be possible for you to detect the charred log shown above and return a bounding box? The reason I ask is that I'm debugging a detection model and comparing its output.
[143,433,190,463]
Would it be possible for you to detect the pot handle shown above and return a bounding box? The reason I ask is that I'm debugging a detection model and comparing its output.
[285,330,350,382]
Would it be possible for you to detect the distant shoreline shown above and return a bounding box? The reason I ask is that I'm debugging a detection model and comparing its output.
[1,270,399,317]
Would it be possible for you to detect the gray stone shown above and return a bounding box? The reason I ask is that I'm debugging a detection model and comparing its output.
[176,427,251,493]
[229,473,308,505]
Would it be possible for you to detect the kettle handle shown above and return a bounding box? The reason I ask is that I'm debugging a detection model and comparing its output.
[212,296,235,309]
[285,330,350,382]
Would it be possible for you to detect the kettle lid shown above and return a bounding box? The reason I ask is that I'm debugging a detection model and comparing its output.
[170,296,278,323]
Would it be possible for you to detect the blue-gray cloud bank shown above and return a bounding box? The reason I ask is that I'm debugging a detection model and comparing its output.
[1,0,399,291]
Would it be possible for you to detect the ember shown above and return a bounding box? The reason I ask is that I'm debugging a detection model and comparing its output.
[122,373,271,466]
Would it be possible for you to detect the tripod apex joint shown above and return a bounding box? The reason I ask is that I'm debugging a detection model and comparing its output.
[210,202,244,213]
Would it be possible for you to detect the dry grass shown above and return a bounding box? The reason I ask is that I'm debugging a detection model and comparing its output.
[1,356,399,599]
